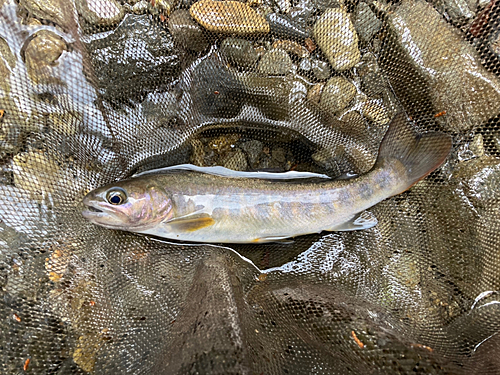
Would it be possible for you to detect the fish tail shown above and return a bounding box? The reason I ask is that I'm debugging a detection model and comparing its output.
[375,113,452,195]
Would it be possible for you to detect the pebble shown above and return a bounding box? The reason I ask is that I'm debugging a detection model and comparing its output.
[469,133,485,157]
[320,76,356,114]
[131,0,148,14]
[221,38,259,68]
[307,82,324,104]
[23,30,67,86]
[272,40,309,58]
[75,0,125,26]
[311,59,331,80]
[258,49,293,75]
[12,150,64,199]
[240,140,263,167]
[0,37,15,94]
[299,57,312,72]
[168,9,209,53]
[356,52,386,97]
[362,101,390,126]
[190,0,270,34]
[289,0,314,24]
[149,0,175,16]
[19,0,71,28]
[353,2,382,42]
[48,111,84,136]
[265,13,310,40]
[313,8,360,71]
[275,0,291,14]
[439,0,476,23]
[271,147,286,163]
[223,149,248,171]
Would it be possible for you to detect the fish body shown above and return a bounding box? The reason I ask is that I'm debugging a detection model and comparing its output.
[82,114,452,243]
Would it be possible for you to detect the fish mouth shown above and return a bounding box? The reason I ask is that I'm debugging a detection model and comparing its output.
[86,206,103,213]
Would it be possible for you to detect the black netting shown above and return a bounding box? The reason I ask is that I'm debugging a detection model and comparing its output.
[1,0,500,373]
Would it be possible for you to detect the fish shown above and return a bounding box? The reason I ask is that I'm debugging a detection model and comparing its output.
[82,114,452,244]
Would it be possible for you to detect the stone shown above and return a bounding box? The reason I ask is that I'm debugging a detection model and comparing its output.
[23,30,67,86]
[190,0,270,34]
[168,9,209,53]
[311,59,331,80]
[19,0,74,28]
[223,149,248,171]
[221,38,259,68]
[75,0,124,26]
[320,76,356,114]
[131,0,148,14]
[85,14,181,103]
[265,13,310,40]
[381,0,500,132]
[272,40,309,58]
[240,140,263,167]
[362,100,390,126]
[307,82,324,104]
[258,49,293,75]
[353,2,382,42]
[0,36,15,94]
[313,8,361,71]
[438,0,477,23]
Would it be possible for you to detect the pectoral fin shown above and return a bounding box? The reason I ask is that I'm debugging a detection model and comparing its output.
[166,214,215,232]
[328,212,378,232]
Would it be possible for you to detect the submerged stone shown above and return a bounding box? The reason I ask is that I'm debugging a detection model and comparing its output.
[313,8,360,71]
[221,38,259,68]
[190,0,270,34]
[381,0,500,131]
[168,9,209,53]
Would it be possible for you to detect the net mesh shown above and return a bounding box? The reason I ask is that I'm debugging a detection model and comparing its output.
[1,0,500,373]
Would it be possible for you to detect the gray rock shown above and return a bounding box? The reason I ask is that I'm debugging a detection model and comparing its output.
[240,140,263,167]
[313,8,360,71]
[168,9,209,53]
[221,38,259,68]
[223,149,248,171]
[75,0,124,26]
[299,57,312,72]
[311,59,331,80]
[274,0,291,14]
[258,49,293,75]
[353,2,382,42]
[356,52,386,97]
[289,0,314,25]
[381,0,500,131]
[131,0,149,14]
[320,76,356,114]
[435,0,476,23]
[265,13,310,40]
[271,147,286,163]
[0,36,15,94]
[19,0,74,28]
[86,14,181,103]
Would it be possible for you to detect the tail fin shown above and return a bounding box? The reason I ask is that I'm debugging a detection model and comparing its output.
[375,113,452,194]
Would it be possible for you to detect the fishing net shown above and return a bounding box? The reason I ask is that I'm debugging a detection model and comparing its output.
[1,0,500,372]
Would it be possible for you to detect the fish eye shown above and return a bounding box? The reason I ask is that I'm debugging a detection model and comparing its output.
[106,188,127,205]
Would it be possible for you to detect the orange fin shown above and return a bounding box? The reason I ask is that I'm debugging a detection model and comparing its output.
[167,214,215,232]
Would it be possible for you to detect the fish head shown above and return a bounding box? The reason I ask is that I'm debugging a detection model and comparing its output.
[82,179,173,231]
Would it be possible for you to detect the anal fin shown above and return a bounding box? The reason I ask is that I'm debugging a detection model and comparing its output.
[327,212,378,232]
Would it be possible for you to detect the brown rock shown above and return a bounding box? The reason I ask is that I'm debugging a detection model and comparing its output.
[190,0,270,34]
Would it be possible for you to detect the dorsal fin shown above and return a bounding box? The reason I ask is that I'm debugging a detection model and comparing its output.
[133,164,332,180]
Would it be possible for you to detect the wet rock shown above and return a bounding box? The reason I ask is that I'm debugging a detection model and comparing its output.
[299,57,312,72]
[320,76,356,114]
[48,111,83,135]
[353,2,382,42]
[362,100,390,126]
[223,148,248,171]
[311,59,331,80]
[86,14,181,102]
[0,36,15,94]
[221,38,259,68]
[307,82,324,104]
[356,52,386,98]
[75,0,124,26]
[190,139,205,166]
[289,0,314,25]
[313,8,360,71]
[149,0,177,16]
[190,0,270,34]
[265,13,310,40]
[469,133,485,157]
[435,0,477,23]
[240,139,263,167]
[275,0,291,14]
[381,0,500,132]
[168,9,209,53]
[271,147,286,163]
[258,49,293,75]
[131,0,148,14]
[272,40,309,58]
[12,150,65,199]
[23,30,67,86]
[452,156,500,203]
[19,0,73,28]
